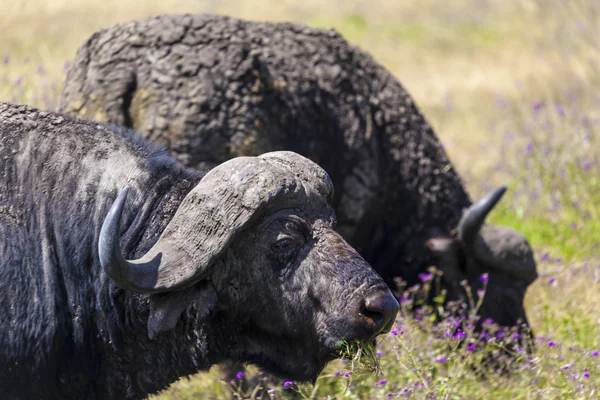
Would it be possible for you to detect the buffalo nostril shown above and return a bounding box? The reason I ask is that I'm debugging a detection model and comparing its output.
[361,291,400,334]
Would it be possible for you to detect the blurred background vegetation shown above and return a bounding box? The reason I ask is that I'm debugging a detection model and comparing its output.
[3,0,600,398]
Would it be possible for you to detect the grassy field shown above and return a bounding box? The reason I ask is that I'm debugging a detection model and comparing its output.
[3,0,600,398]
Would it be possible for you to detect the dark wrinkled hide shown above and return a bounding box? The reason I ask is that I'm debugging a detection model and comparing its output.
[0,102,397,399]
[59,14,471,284]
[59,14,538,333]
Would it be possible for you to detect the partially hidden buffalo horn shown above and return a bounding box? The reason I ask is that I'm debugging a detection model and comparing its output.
[457,186,537,283]
[99,151,334,294]
[99,186,162,293]
[457,186,507,247]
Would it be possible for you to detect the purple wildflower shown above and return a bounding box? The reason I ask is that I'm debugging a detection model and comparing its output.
[283,381,294,388]
[592,350,598,357]
[467,343,476,351]
[386,393,394,398]
[453,329,466,339]
[418,273,433,282]
[526,143,534,154]
[533,102,543,111]
[344,372,351,377]
[37,65,46,75]
[562,364,570,370]
[496,96,507,109]
[541,253,549,262]
[391,329,398,336]
[400,296,410,304]
[584,372,591,378]
[569,223,576,231]
[376,351,383,357]
[236,372,244,379]
[548,340,557,347]
[479,273,489,283]
[334,371,341,377]
[548,277,556,285]
[377,379,388,386]
[583,161,593,171]
[435,357,447,363]
[14,76,23,87]
[556,104,565,116]
[513,333,521,340]
[2,56,8,65]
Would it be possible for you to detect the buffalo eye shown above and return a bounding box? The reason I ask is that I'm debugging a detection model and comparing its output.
[272,236,299,253]
[271,223,308,266]
[271,234,304,265]
[264,215,310,269]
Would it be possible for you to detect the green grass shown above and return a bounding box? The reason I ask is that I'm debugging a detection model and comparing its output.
[490,201,600,264]
[308,14,370,42]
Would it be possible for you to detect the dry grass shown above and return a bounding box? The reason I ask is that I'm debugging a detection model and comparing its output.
[3,0,600,398]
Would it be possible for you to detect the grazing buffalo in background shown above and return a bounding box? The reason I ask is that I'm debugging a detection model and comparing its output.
[0,102,398,400]
[59,14,538,335]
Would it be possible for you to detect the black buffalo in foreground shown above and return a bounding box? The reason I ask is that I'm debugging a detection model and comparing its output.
[59,14,538,335]
[0,102,398,399]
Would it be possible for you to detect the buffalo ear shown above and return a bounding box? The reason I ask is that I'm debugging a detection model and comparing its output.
[147,283,217,340]
[426,237,465,282]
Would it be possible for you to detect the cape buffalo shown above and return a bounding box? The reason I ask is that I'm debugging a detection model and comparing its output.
[59,14,537,333]
[0,102,398,399]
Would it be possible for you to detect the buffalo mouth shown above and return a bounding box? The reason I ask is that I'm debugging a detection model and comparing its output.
[240,327,381,382]
[259,340,379,382]
[243,347,331,383]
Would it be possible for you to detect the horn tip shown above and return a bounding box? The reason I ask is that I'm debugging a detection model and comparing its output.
[483,185,507,208]
[494,185,508,197]
[114,186,131,209]
[490,184,507,196]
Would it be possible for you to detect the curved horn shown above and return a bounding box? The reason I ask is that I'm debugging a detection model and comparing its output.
[457,186,506,246]
[99,186,162,293]
[99,151,334,294]
[457,186,537,283]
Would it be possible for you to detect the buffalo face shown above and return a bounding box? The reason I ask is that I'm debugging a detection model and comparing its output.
[222,210,398,381]
[99,151,398,382]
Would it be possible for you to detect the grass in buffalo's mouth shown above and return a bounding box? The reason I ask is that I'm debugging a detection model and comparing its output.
[337,340,382,376]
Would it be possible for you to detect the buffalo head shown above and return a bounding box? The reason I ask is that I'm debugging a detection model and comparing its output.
[426,187,537,337]
[99,151,398,381]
